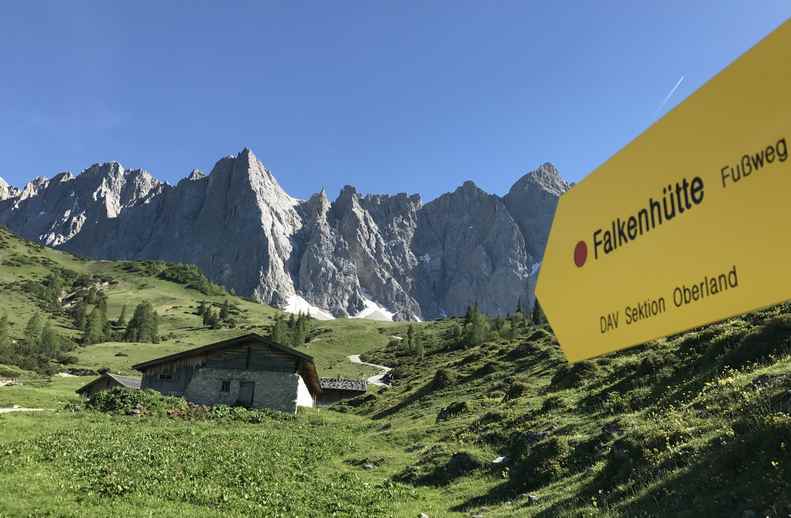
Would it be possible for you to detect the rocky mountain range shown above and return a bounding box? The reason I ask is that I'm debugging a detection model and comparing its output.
[0,149,569,320]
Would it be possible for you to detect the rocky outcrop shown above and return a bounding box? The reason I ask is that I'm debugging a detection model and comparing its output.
[0,149,568,320]
[0,164,164,247]
[0,177,16,201]
[503,163,569,260]
[414,181,532,317]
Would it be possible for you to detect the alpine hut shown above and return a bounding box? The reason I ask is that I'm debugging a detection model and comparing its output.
[132,333,321,413]
[318,378,368,406]
[76,372,141,398]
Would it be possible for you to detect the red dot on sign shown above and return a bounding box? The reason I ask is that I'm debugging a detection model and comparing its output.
[574,241,587,268]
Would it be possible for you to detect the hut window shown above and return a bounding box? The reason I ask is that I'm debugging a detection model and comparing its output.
[159,373,173,380]
[221,380,231,393]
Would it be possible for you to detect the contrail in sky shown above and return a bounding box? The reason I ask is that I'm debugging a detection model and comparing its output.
[655,75,685,117]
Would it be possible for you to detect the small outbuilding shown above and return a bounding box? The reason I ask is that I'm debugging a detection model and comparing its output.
[76,372,141,398]
[132,333,321,414]
[318,377,368,406]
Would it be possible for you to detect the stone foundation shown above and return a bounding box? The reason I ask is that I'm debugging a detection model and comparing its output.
[183,368,303,414]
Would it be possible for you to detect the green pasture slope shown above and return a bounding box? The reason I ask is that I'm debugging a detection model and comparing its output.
[0,226,385,379]
[2,225,791,517]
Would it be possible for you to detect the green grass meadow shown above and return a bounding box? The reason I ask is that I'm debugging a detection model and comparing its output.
[2,226,791,517]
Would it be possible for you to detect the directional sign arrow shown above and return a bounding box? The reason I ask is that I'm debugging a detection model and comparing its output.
[536,18,791,362]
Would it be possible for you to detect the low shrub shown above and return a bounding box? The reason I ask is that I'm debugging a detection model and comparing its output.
[549,361,599,390]
[595,437,647,488]
[436,401,470,422]
[394,446,483,486]
[509,436,572,490]
[430,368,456,390]
[721,318,791,368]
[503,381,528,401]
[85,388,295,422]
[87,388,187,416]
[525,328,552,342]
[725,412,791,478]
[541,395,565,412]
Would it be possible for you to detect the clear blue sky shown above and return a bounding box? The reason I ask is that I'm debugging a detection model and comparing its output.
[1,2,788,201]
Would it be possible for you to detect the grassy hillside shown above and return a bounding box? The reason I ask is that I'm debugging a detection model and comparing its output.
[345,310,791,516]
[2,225,791,517]
[0,226,387,380]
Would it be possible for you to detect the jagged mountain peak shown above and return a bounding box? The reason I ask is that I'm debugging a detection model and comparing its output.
[503,162,568,261]
[338,184,358,197]
[186,169,205,181]
[52,172,74,183]
[509,162,569,197]
[0,148,567,321]
[300,189,332,219]
[19,176,49,199]
[0,176,16,201]
[214,147,296,201]
[459,179,480,191]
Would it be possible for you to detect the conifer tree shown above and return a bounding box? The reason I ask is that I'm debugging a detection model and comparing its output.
[24,313,43,349]
[102,320,113,341]
[124,302,159,343]
[206,309,221,330]
[72,300,88,331]
[45,273,64,308]
[463,305,488,347]
[0,314,11,359]
[271,317,289,345]
[39,321,60,355]
[116,305,128,327]
[86,286,98,305]
[295,313,311,346]
[202,306,213,327]
[509,312,521,338]
[292,318,306,347]
[413,329,424,359]
[220,300,230,321]
[96,292,108,319]
[463,306,473,328]
[532,299,544,326]
[494,316,506,335]
[449,322,462,340]
[83,308,106,345]
[407,323,415,352]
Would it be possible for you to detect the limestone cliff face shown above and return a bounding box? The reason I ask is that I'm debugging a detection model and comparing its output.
[413,181,532,318]
[0,149,568,320]
[0,164,164,247]
[503,162,569,261]
[58,149,302,304]
[0,177,17,201]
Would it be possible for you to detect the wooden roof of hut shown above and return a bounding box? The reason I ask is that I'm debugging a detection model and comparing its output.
[319,378,368,392]
[132,333,321,397]
[76,372,141,395]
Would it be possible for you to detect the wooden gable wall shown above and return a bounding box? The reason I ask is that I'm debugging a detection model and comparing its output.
[141,339,300,397]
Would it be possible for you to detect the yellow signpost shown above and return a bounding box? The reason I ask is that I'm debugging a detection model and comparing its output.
[536,19,791,362]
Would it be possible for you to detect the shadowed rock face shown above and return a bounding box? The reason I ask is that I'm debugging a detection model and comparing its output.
[414,181,532,318]
[503,163,570,261]
[0,149,568,320]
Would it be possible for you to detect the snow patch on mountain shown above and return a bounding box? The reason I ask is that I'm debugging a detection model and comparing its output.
[284,294,335,321]
[350,296,395,322]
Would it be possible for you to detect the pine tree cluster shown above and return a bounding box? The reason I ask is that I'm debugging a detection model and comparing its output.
[69,286,159,345]
[0,312,76,373]
[404,323,425,359]
[197,300,237,330]
[270,313,312,348]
